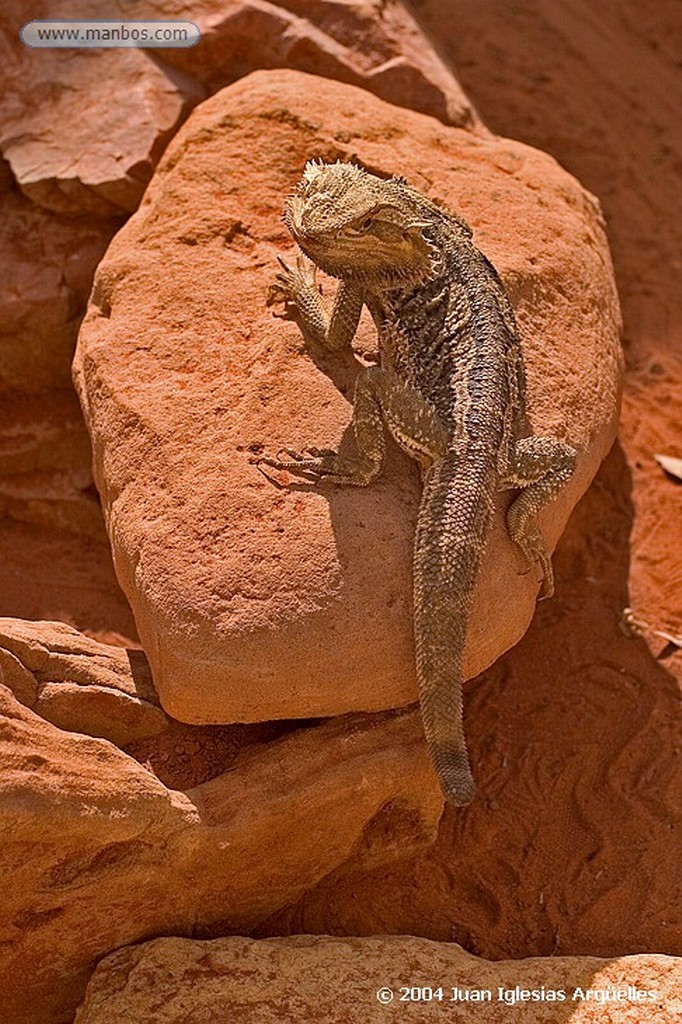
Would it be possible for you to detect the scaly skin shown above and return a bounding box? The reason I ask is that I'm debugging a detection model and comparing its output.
[256,161,576,806]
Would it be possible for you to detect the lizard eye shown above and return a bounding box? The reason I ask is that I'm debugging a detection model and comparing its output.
[346,215,377,237]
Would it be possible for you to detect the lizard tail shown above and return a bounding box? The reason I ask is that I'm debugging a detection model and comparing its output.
[413,453,495,806]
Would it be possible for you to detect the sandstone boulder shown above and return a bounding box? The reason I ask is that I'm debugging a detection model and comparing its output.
[74,934,681,1023]
[0,2,205,215]
[161,0,477,128]
[0,673,439,1023]
[74,68,622,726]
[0,617,169,746]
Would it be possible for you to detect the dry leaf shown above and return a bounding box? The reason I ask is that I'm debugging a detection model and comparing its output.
[621,607,682,650]
[654,453,682,480]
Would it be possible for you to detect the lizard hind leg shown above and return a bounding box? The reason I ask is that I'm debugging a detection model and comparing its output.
[501,435,577,599]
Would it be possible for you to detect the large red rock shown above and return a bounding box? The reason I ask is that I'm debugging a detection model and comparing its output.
[0,2,205,215]
[74,68,622,725]
[0,617,169,745]
[74,68,622,726]
[161,0,477,128]
[0,664,439,1024]
[74,934,681,1024]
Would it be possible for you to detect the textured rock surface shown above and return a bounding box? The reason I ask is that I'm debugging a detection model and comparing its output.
[74,935,681,1023]
[0,2,205,215]
[0,617,169,745]
[0,0,474,219]
[0,677,439,1024]
[0,185,116,392]
[0,391,106,549]
[74,68,622,725]
[0,176,136,636]
[162,0,477,128]
[0,511,138,642]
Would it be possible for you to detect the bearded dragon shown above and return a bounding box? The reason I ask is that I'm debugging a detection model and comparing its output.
[256,161,576,805]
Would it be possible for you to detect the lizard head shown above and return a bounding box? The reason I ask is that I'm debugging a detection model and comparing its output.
[283,161,439,286]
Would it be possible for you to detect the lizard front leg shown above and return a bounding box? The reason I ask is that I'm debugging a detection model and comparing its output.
[500,435,577,598]
[255,365,448,485]
[271,254,364,351]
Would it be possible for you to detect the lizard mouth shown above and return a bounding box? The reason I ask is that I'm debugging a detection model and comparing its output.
[292,227,436,286]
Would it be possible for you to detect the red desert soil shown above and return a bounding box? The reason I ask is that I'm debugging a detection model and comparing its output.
[262,0,682,958]
[1,0,679,969]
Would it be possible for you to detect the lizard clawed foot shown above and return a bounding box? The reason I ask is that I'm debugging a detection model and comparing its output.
[514,550,554,600]
[267,254,318,307]
[298,446,338,458]
[509,516,555,601]
[252,446,377,486]
[527,539,554,601]
[537,562,555,601]
[252,445,341,480]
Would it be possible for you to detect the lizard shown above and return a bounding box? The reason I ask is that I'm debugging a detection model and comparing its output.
[255,160,577,805]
